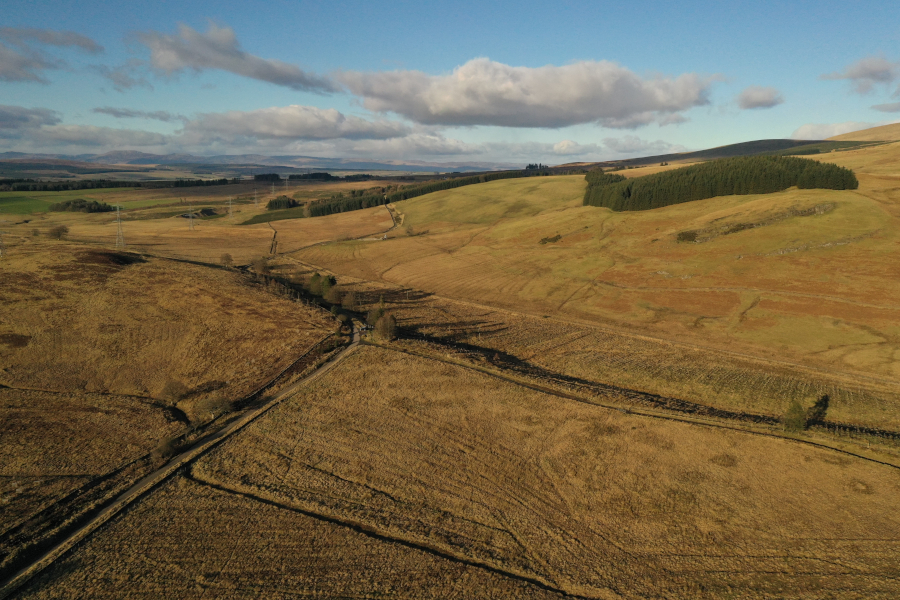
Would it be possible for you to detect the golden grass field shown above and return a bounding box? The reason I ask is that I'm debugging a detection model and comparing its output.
[0,180,396,264]
[3,126,900,597]
[22,345,900,598]
[0,241,333,576]
[288,275,900,431]
[292,148,900,391]
[829,122,900,142]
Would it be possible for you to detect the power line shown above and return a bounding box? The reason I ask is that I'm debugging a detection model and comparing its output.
[114,204,126,249]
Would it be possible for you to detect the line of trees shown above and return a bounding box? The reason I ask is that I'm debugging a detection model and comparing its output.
[308,169,552,218]
[0,178,239,192]
[48,199,114,213]
[266,195,299,210]
[583,156,858,211]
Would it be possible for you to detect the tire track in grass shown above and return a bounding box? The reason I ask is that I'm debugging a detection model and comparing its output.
[0,328,360,600]
[185,475,591,600]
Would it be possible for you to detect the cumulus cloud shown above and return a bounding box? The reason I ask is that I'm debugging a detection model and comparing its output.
[0,27,102,53]
[283,136,608,163]
[338,58,716,128]
[0,105,61,135]
[603,135,683,156]
[138,23,336,92]
[0,27,102,83]
[92,60,151,92]
[93,106,183,122]
[180,105,410,145]
[790,120,894,140]
[0,104,167,151]
[822,55,899,95]
[872,101,900,113]
[29,124,168,147]
[737,86,784,109]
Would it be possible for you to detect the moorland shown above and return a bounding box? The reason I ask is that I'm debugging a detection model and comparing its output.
[2,124,900,598]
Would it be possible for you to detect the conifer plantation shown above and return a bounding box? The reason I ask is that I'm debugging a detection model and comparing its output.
[308,169,551,217]
[583,156,858,211]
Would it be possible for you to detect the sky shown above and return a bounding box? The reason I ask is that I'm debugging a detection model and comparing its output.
[1,0,899,165]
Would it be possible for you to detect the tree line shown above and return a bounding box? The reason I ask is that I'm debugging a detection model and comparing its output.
[583,156,858,211]
[308,169,554,218]
[48,199,114,213]
[0,178,239,192]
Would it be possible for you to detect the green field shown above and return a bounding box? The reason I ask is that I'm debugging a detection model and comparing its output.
[0,189,136,215]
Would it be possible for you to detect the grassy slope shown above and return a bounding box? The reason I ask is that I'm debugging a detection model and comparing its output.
[829,122,900,142]
[24,345,900,598]
[293,157,900,386]
[0,242,334,557]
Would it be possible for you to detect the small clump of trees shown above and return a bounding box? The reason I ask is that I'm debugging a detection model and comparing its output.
[307,272,337,297]
[783,394,830,433]
[266,195,299,210]
[366,297,397,341]
[48,199,115,213]
[46,225,69,240]
[584,156,858,212]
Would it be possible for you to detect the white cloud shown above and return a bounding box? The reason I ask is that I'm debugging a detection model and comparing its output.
[0,105,61,136]
[0,27,102,53]
[0,104,167,151]
[138,23,336,92]
[180,105,411,144]
[737,86,784,109]
[92,107,183,122]
[338,58,717,128]
[603,135,682,156]
[872,102,900,113]
[92,60,151,92]
[790,120,896,140]
[822,55,899,95]
[30,124,168,147]
[0,27,102,83]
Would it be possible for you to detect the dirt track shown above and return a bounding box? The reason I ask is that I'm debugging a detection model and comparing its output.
[0,326,360,599]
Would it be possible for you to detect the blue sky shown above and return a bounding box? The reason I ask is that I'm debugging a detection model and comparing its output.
[1,0,899,164]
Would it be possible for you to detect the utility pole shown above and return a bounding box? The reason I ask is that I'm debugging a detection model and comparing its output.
[188,201,194,231]
[271,181,275,195]
[228,196,233,220]
[114,205,126,249]
[254,189,258,208]
[0,230,7,259]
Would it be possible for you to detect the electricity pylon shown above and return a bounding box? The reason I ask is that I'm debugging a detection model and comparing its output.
[114,205,126,249]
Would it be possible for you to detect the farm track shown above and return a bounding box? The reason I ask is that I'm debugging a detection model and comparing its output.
[184,475,581,599]
[593,280,900,312]
[375,331,900,468]
[0,327,355,600]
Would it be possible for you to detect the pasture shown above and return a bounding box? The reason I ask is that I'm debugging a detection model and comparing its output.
[22,345,900,598]
[0,242,334,576]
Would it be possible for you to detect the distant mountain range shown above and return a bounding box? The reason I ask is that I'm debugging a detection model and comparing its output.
[0,151,515,173]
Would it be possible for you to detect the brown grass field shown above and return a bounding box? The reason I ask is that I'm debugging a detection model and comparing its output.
[0,241,333,577]
[291,146,900,390]
[21,345,900,598]
[829,122,900,142]
[300,277,900,431]
[3,127,900,597]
